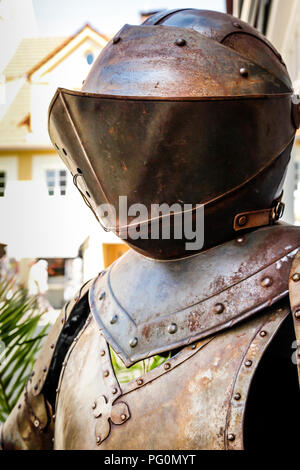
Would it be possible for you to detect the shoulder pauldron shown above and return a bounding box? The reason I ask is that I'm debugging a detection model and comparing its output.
[89,224,300,366]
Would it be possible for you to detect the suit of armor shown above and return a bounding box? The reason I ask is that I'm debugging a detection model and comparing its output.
[1,9,300,450]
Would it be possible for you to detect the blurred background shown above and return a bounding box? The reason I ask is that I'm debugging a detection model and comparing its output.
[0,0,299,316]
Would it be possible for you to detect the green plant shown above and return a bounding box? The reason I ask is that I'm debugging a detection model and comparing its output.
[0,277,49,422]
[110,346,171,384]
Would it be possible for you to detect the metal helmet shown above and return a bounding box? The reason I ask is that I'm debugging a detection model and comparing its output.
[48,9,300,260]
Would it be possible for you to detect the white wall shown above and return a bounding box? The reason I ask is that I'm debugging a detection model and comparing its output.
[0,156,18,180]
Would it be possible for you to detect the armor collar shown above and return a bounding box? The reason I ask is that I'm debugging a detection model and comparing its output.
[89,224,300,367]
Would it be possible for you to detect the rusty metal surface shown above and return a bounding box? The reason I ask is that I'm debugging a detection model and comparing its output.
[143,9,287,73]
[53,302,289,449]
[48,86,295,258]
[48,10,297,260]
[2,380,54,450]
[83,23,291,97]
[89,224,300,366]
[288,249,300,386]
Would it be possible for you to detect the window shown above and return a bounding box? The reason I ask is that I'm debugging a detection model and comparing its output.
[86,52,94,65]
[46,169,67,196]
[0,171,5,197]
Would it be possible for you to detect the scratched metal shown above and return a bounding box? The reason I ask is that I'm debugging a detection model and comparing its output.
[47,11,297,260]
[89,224,300,366]
[53,302,289,449]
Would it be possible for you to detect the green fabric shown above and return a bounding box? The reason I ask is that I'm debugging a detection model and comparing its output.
[109,346,171,384]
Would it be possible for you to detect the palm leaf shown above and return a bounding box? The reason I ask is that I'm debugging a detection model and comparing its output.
[0,276,50,421]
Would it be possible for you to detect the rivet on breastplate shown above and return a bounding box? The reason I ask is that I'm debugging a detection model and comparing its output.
[137,378,143,386]
[164,362,171,370]
[113,36,121,44]
[260,330,267,337]
[191,344,196,350]
[100,350,106,357]
[110,314,118,325]
[53,414,56,421]
[261,277,273,288]
[240,68,249,78]
[129,337,138,348]
[121,414,127,421]
[99,291,106,300]
[33,419,40,428]
[228,433,235,442]
[34,384,38,391]
[168,323,178,334]
[43,366,47,373]
[294,310,300,320]
[234,393,241,401]
[245,360,252,367]
[50,343,55,349]
[214,303,225,314]
[104,370,109,378]
[112,388,118,395]
[175,38,186,47]
[236,236,245,244]
[92,402,96,409]
[292,273,300,282]
[96,436,101,444]
[18,404,21,409]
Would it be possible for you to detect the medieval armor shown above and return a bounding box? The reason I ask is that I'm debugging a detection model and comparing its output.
[1,9,300,450]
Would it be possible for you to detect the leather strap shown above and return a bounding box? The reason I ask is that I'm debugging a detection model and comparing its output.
[288,248,300,387]
[234,193,285,232]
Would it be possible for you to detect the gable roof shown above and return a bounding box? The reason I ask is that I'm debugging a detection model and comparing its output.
[4,37,67,81]
[29,23,109,81]
[0,24,109,148]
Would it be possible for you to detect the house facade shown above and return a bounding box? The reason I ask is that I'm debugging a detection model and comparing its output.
[0,24,128,307]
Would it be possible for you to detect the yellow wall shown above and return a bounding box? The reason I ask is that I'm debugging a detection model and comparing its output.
[102,243,129,268]
[18,153,32,180]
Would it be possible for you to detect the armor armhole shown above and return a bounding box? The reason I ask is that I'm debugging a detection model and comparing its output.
[243,312,300,450]
[42,290,91,410]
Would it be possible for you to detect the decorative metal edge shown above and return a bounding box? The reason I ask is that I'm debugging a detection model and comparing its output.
[224,304,290,449]
[288,248,300,387]
[89,248,297,367]
[93,332,131,446]
[50,87,292,108]
[120,336,214,396]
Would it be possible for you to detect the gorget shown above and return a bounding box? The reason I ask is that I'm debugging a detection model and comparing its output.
[89,223,300,366]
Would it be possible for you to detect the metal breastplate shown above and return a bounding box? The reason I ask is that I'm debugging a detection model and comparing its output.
[89,224,300,366]
[53,301,289,449]
[53,224,300,449]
